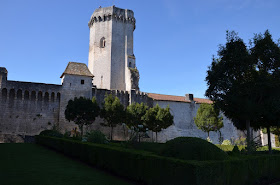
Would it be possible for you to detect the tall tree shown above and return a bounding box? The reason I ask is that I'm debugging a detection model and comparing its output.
[100,94,126,141]
[143,104,173,142]
[206,31,257,151]
[250,30,280,153]
[65,97,100,137]
[206,30,280,153]
[126,102,149,142]
[194,103,223,139]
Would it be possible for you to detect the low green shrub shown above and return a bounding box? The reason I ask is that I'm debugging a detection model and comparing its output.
[160,137,228,161]
[39,130,63,138]
[85,130,108,144]
[36,136,280,185]
[216,144,246,152]
[222,139,232,145]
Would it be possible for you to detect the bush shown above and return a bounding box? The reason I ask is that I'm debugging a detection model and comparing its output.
[222,139,232,145]
[36,135,280,185]
[39,130,63,138]
[85,130,108,144]
[160,137,228,161]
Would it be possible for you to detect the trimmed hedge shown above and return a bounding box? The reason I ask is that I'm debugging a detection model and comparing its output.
[160,137,228,161]
[36,136,280,185]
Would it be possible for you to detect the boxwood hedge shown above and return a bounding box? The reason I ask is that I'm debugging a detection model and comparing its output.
[36,135,280,185]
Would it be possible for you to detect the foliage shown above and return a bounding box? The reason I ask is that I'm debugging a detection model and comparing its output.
[194,103,223,138]
[160,137,228,161]
[126,102,148,141]
[143,104,174,142]
[216,144,246,152]
[85,130,108,144]
[37,135,280,185]
[222,139,232,145]
[65,97,100,136]
[232,145,240,154]
[206,137,212,143]
[39,123,63,138]
[100,94,126,140]
[234,137,246,146]
[206,30,280,152]
[39,129,63,138]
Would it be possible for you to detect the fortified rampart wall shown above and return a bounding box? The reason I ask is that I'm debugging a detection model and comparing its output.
[0,75,154,142]
[0,80,61,142]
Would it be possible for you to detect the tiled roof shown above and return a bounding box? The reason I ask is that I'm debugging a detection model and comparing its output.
[147,93,212,104]
[193,98,213,104]
[60,62,94,78]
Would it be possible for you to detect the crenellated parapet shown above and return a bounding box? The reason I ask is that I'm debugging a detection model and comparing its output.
[88,6,136,29]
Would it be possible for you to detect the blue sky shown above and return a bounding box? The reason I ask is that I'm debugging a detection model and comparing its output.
[1,0,280,98]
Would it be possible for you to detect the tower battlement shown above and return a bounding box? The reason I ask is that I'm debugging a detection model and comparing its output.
[88,6,138,92]
[88,6,135,29]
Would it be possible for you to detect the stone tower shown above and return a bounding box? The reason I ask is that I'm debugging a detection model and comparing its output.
[88,6,139,92]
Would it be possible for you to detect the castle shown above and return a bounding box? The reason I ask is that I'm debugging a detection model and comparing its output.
[0,6,273,145]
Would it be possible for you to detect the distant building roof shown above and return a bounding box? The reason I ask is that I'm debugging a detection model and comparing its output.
[147,93,212,104]
[60,62,94,78]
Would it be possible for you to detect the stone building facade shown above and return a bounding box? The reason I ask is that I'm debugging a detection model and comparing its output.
[0,6,270,145]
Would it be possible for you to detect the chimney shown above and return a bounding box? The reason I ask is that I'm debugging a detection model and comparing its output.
[185,94,193,102]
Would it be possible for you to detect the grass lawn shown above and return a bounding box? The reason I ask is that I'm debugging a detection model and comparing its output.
[0,144,133,185]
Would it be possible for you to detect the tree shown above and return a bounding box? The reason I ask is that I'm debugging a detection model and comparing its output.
[250,30,280,153]
[194,103,223,139]
[206,31,257,151]
[100,94,125,141]
[143,104,173,142]
[65,97,100,137]
[206,30,280,153]
[126,102,148,142]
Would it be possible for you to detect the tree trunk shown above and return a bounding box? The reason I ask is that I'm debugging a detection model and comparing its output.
[156,132,158,143]
[267,126,272,154]
[246,119,252,153]
[208,132,210,138]
[151,132,154,142]
[110,126,113,141]
[80,125,84,137]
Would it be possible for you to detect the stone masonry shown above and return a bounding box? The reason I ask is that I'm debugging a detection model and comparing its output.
[0,6,268,144]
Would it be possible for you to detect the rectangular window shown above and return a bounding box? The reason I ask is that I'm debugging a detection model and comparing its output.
[81,80,84,84]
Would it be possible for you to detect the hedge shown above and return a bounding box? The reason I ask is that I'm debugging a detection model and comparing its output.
[36,136,280,185]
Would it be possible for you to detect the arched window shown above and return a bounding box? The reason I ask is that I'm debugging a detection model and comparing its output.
[31,91,36,101]
[24,90,29,100]
[51,92,55,102]
[1,88,7,100]
[100,37,106,48]
[38,91,43,101]
[57,92,61,101]
[44,92,49,102]
[9,89,15,100]
[17,89,22,100]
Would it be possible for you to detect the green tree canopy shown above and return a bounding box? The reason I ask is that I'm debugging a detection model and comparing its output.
[143,104,173,142]
[126,102,149,141]
[100,94,125,140]
[65,97,100,136]
[194,103,223,138]
[206,30,280,152]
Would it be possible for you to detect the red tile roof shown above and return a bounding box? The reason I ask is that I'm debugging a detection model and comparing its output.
[147,93,212,104]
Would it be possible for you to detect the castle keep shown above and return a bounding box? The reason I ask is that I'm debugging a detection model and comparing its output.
[0,6,270,145]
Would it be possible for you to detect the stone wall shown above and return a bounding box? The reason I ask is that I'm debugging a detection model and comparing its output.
[153,100,240,143]
[0,80,61,139]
